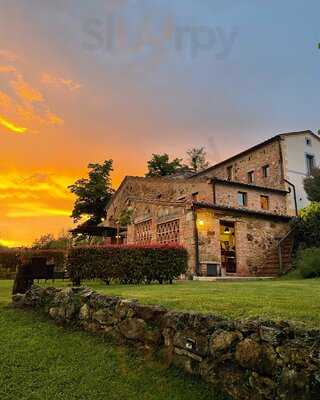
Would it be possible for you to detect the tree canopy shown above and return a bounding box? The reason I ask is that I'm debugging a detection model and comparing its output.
[186,147,210,172]
[304,167,320,202]
[145,154,184,177]
[68,160,114,225]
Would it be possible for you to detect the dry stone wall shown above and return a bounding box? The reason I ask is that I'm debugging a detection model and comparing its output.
[12,286,320,400]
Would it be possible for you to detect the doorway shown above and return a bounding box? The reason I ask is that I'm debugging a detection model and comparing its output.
[220,221,237,274]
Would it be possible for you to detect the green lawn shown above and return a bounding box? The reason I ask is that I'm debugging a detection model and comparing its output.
[0,280,223,400]
[0,277,319,400]
[39,276,320,329]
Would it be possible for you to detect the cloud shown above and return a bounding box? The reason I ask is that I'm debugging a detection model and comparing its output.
[0,172,74,201]
[0,238,20,247]
[0,115,27,133]
[41,73,83,91]
[0,60,64,134]
[0,49,21,62]
[10,74,44,102]
[6,205,71,218]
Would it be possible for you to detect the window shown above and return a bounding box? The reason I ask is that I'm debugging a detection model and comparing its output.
[305,137,312,146]
[260,195,269,210]
[247,170,255,183]
[306,154,315,176]
[237,191,247,207]
[157,219,180,244]
[134,219,152,244]
[227,165,233,181]
[262,165,270,178]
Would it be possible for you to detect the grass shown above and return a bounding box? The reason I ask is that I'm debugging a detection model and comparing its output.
[0,276,319,399]
[38,275,320,329]
[0,280,224,400]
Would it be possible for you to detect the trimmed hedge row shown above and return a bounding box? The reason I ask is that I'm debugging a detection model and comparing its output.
[67,244,188,285]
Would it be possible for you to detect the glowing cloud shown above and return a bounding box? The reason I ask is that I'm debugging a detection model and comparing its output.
[10,74,44,102]
[0,238,20,248]
[0,115,27,133]
[0,61,65,134]
[41,73,83,91]
[6,206,71,218]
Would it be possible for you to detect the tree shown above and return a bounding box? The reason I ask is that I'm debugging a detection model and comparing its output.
[68,160,115,225]
[293,202,320,250]
[146,154,183,177]
[304,167,320,202]
[32,231,72,249]
[186,147,210,173]
[32,233,55,249]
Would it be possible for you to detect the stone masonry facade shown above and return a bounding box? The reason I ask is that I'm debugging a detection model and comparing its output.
[12,286,320,400]
[195,137,285,190]
[104,173,291,277]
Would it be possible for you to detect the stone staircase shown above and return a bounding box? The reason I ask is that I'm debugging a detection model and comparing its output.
[256,232,294,277]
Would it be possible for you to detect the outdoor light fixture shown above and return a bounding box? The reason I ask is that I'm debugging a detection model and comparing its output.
[198,219,204,226]
[224,227,230,233]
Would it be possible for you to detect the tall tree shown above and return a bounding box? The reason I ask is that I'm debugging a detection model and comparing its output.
[146,154,183,177]
[68,160,114,225]
[186,147,210,173]
[304,167,320,202]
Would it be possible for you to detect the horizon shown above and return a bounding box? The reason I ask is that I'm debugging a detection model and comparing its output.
[0,0,319,246]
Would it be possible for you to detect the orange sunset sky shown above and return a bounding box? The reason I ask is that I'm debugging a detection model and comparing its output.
[0,1,319,246]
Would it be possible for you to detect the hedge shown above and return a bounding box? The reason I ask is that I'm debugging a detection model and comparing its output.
[67,244,188,285]
[0,249,66,279]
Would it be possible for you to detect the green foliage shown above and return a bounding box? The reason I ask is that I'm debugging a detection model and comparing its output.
[117,208,133,226]
[293,202,320,249]
[295,247,320,278]
[146,154,184,177]
[304,167,320,202]
[67,245,188,285]
[69,160,115,224]
[32,231,72,249]
[186,147,210,173]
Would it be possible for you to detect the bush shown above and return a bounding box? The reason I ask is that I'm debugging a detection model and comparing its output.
[0,249,66,279]
[295,247,320,278]
[67,244,188,285]
[293,202,320,250]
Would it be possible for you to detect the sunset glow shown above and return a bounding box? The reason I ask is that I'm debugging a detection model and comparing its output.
[0,115,27,133]
[0,1,318,247]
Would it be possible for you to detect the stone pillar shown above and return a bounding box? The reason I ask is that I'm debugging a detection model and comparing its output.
[235,220,249,276]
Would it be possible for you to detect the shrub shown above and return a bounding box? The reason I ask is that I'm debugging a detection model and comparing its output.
[0,249,66,279]
[295,247,320,278]
[67,244,188,285]
[293,202,320,250]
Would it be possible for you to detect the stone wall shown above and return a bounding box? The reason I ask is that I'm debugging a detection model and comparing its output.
[196,139,285,190]
[13,286,320,400]
[214,182,287,215]
[194,208,290,276]
[104,176,212,227]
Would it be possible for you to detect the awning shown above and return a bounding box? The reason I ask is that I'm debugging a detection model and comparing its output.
[69,225,118,237]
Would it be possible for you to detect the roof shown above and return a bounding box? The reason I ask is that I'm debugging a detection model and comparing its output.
[192,130,318,178]
[193,201,292,222]
[211,178,289,195]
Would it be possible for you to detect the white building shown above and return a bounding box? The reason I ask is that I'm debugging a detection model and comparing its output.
[281,130,320,214]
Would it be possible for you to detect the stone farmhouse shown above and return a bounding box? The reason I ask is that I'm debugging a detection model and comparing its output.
[102,130,320,278]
